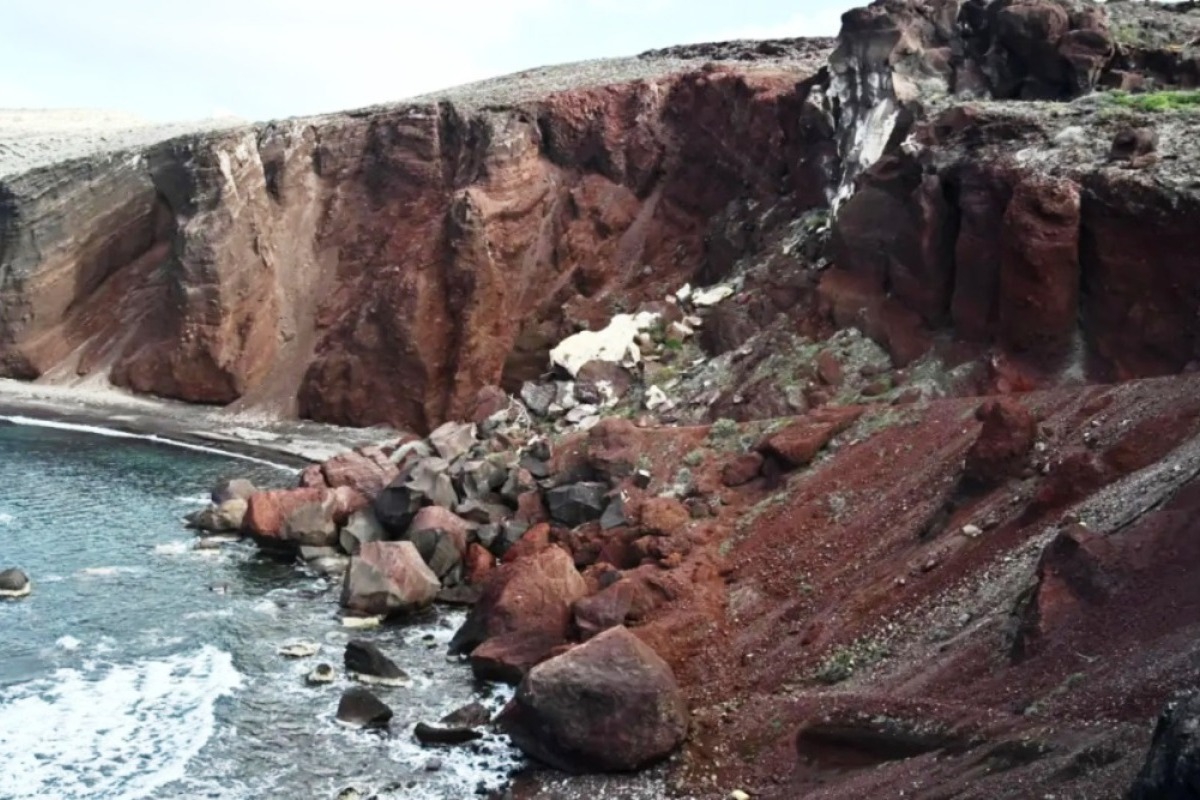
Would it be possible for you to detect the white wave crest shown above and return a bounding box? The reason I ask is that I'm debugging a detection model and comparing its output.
[0,645,242,800]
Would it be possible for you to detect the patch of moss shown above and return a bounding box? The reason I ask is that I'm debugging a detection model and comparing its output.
[1107,89,1200,113]
[814,638,891,685]
[683,448,706,467]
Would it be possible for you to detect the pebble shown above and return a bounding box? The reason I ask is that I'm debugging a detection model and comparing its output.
[278,641,321,658]
[961,524,983,538]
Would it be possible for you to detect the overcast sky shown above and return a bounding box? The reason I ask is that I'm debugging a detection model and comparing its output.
[0,1,846,122]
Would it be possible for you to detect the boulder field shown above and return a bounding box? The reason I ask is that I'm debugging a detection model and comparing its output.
[10,0,1200,798]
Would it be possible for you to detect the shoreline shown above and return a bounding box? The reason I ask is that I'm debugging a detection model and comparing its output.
[0,379,396,469]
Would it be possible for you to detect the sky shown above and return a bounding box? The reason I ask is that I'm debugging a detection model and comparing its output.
[0,0,847,122]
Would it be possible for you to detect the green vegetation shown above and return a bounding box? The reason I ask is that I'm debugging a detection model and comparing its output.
[1107,89,1200,113]
[707,417,741,449]
[683,448,706,468]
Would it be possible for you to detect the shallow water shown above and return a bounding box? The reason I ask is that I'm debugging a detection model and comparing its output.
[0,420,520,800]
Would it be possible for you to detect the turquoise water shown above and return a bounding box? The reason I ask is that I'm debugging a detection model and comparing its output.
[0,420,518,800]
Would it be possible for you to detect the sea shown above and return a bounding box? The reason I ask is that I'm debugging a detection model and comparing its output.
[0,417,520,800]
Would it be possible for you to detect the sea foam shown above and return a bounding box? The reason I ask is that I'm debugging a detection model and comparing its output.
[0,645,242,800]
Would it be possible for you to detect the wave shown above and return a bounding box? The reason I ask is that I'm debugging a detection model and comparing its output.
[0,414,295,472]
[0,645,242,800]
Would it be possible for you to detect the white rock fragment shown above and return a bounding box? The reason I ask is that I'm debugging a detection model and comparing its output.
[550,312,659,377]
[645,386,673,411]
[961,524,983,538]
[675,283,693,303]
[341,615,384,630]
[278,641,321,658]
[691,284,735,307]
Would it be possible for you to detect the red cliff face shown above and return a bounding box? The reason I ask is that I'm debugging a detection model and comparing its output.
[0,44,834,432]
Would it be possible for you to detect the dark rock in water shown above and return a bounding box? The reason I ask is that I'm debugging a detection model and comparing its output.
[413,721,484,746]
[306,663,336,685]
[498,625,688,772]
[336,687,393,729]
[1127,690,1200,800]
[546,482,608,526]
[437,585,482,606]
[0,567,31,597]
[441,702,491,729]
[211,478,256,505]
[345,640,408,684]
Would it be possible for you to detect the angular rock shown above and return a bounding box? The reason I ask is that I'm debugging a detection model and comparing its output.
[520,382,557,417]
[470,631,567,684]
[185,498,248,533]
[546,482,609,527]
[465,543,495,586]
[243,488,328,538]
[320,449,399,498]
[406,506,470,578]
[498,626,688,772]
[345,639,409,685]
[0,568,31,598]
[339,508,386,555]
[341,541,441,617]
[639,497,690,536]
[965,398,1037,486]
[756,406,864,469]
[449,546,587,662]
[428,421,477,462]
[721,452,764,487]
[575,360,633,405]
[372,478,422,535]
[600,493,628,530]
[336,687,393,729]
[1128,690,1200,800]
[282,501,338,548]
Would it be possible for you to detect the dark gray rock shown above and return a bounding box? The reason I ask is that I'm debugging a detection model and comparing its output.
[344,640,409,684]
[339,508,386,555]
[441,702,491,729]
[600,494,628,530]
[520,382,556,417]
[336,687,393,729]
[413,721,485,746]
[372,479,421,535]
[0,568,31,597]
[546,482,609,527]
[1128,690,1200,800]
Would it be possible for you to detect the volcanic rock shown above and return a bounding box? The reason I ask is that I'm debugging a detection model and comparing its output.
[282,500,338,548]
[546,482,609,527]
[497,625,688,772]
[1128,690,1200,800]
[345,640,409,685]
[185,498,248,533]
[413,721,484,746]
[964,398,1037,486]
[339,508,386,555]
[0,568,31,598]
[756,406,863,469]
[211,478,256,505]
[405,506,470,579]
[341,541,440,617]
[336,688,393,729]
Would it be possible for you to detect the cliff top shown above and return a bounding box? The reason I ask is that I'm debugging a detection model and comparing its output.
[0,38,833,181]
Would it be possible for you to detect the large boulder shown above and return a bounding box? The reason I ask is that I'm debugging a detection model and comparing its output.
[1127,690,1200,800]
[243,488,328,538]
[0,568,31,598]
[320,447,399,498]
[336,688,393,729]
[546,482,609,527]
[282,501,338,548]
[449,546,587,680]
[497,626,688,772]
[341,541,441,617]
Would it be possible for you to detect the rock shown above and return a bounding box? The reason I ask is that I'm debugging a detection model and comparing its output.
[546,482,609,527]
[339,508,386,555]
[501,522,552,564]
[306,663,336,685]
[441,702,492,728]
[1127,690,1200,800]
[372,479,422,535]
[282,501,338,548]
[549,313,658,377]
[470,631,568,684]
[756,406,864,469]
[428,421,478,462]
[449,547,587,670]
[498,626,688,772]
[320,449,400,498]
[964,398,1037,486]
[211,478,256,504]
[471,384,511,425]
[1110,127,1159,165]
[413,721,484,746]
[278,641,320,658]
[335,687,393,729]
[244,488,328,539]
[405,457,459,510]
[335,788,362,800]
[345,640,409,686]
[406,506,470,578]
[575,360,633,405]
[639,497,690,536]
[520,382,557,417]
[722,452,764,487]
[185,498,248,533]
[0,568,31,598]
[465,543,495,585]
[600,493,629,530]
[341,541,441,617]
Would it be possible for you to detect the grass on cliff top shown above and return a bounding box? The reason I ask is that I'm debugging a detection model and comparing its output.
[1106,89,1200,113]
